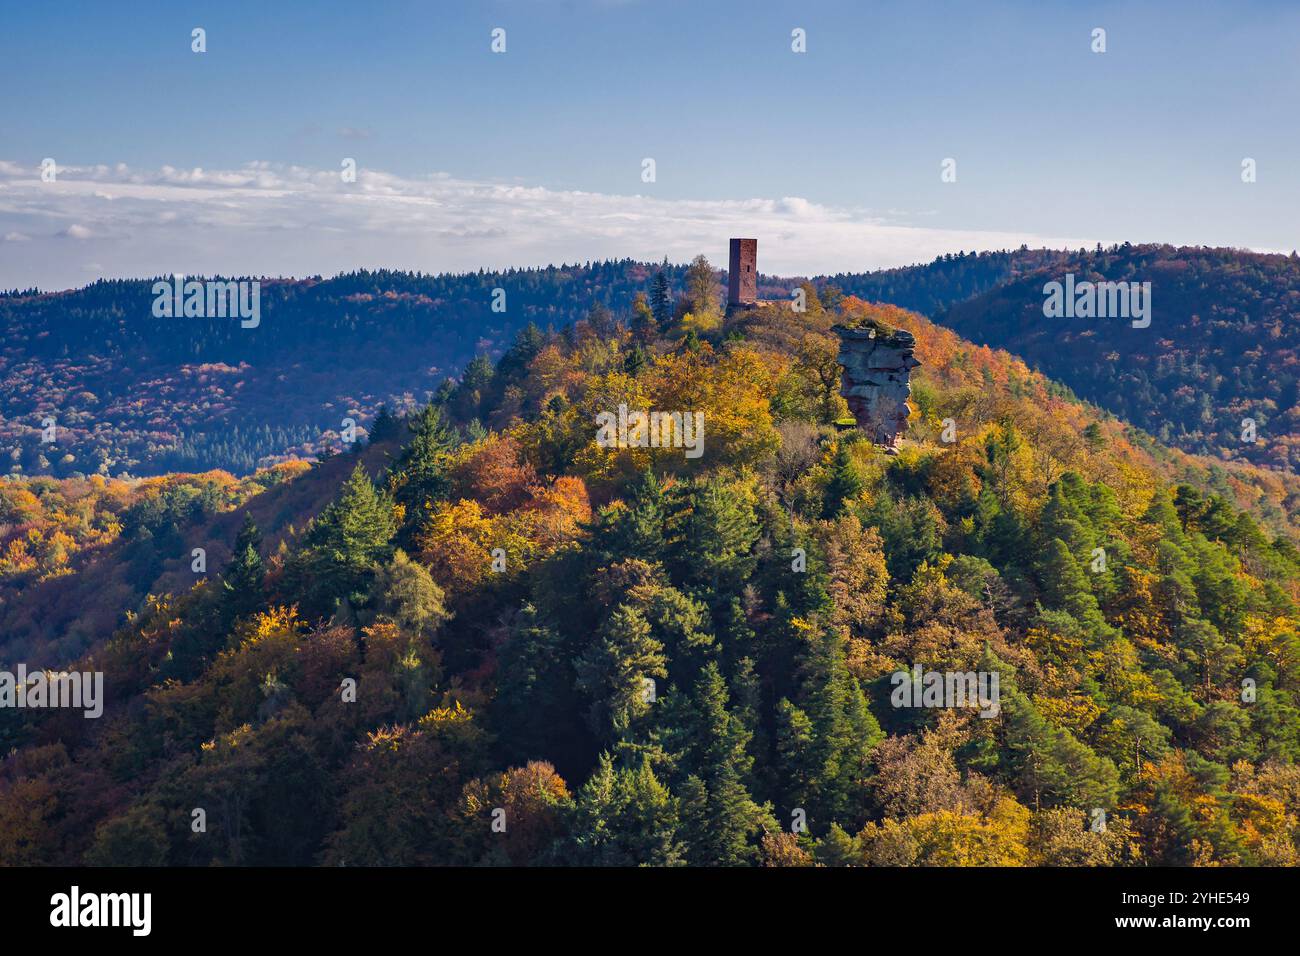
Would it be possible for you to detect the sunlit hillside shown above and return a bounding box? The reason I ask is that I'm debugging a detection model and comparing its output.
[3,283,1299,868]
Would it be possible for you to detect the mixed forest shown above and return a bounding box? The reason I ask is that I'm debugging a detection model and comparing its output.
[8,244,1300,479]
[3,263,1300,867]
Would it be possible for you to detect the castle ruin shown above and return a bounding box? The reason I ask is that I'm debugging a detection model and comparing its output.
[728,238,758,309]
[723,237,918,449]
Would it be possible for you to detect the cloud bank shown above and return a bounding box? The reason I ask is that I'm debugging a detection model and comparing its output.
[0,159,1098,290]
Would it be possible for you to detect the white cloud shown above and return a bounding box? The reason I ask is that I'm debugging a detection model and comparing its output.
[0,159,1099,290]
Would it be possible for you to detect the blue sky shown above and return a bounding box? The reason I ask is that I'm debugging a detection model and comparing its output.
[2,0,1298,289]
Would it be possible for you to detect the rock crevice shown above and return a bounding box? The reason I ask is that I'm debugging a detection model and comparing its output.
[832,322,920,450]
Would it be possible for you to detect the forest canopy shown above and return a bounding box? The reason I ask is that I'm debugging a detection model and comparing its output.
[2,266,1300,868]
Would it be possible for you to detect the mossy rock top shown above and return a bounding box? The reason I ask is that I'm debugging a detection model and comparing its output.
[830,320,916,348]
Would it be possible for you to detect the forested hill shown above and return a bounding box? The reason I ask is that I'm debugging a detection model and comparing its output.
[0,262,691,477]
[4,244,1300,479]
[817,247,1073,317]
[4,289,1300,867]
[927,245,1300,471]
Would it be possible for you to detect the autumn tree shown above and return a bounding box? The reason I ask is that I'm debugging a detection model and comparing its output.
[369,548,449,637]
[683,255,720,324]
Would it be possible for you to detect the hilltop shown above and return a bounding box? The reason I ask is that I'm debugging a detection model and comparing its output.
[4,244,1300,480]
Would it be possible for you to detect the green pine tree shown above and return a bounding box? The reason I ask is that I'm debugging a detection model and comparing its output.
[292,464,398,619]
[575,604,668,743]
[222,512,264,621]
[389,403,457,547]
[776,627,881,830]
[668,663,776,865]
[649,268,672,327]
[822,442,864,518]
[567,753,684,866]
[367,404,402,443]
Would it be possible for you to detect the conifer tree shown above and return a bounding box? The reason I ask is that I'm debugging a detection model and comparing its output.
[822,442,863,518]
[390,403,457,546]
[776,627,881,829]
[668,664,775,865]
[496,322,545,383]
[671,477,759,607]
[1003,688,1119,811]
[566,753,684,866]
[649,268,672,327]
[575,604,668,743]
[454,353,496,421]
[493,604,589,769]
[222,512,264,621]
[293,464,398,618]
[595,468,666,565]
[623,343,648,376]
[367,404,402,443]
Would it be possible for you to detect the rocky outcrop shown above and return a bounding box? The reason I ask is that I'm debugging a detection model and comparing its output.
[832,321,920,450]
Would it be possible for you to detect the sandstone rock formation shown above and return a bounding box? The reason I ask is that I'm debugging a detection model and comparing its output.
[832,321,920,451]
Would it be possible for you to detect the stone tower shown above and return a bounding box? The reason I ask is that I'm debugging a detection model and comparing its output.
[728,238,757,309]
[832,321,920,452]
